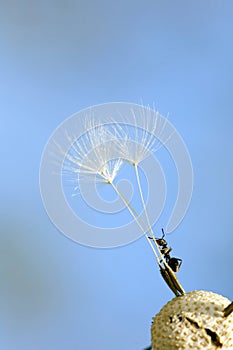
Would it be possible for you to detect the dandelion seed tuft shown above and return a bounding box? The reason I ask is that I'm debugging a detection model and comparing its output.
[63,121,123,189]
[113,106,163,166]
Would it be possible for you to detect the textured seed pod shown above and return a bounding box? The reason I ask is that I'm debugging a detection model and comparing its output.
[151,290,233,349]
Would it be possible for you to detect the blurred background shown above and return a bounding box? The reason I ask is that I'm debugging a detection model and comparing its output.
[1,1,233,349]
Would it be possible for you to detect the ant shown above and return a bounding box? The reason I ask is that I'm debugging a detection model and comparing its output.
[150,228,182,273]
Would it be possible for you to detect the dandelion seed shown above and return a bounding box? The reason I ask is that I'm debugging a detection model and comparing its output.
[109,108,172,265]
[62,118,161,264]
[108,108,165,232]
[62,114,184,296]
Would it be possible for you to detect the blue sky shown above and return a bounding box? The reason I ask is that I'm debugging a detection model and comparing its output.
[1,1,233,349]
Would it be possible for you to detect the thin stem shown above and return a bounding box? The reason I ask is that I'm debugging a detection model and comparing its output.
[134,164,185,296]
[134,164,165,263]
[113,184,150,234]
[110,181,160,264]
[135,164,152,231]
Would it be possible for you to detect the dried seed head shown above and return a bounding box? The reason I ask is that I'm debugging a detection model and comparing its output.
[151,290,233,350]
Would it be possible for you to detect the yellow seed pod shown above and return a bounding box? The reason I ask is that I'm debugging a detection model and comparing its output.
[151,290,233,349]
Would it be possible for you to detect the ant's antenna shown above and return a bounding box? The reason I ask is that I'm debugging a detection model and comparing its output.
[161,228,165,237]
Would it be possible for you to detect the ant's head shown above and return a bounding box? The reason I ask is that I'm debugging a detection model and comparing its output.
[156,228,167,247]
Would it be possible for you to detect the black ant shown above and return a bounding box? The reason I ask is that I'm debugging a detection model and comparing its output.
[150,228,182,273]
